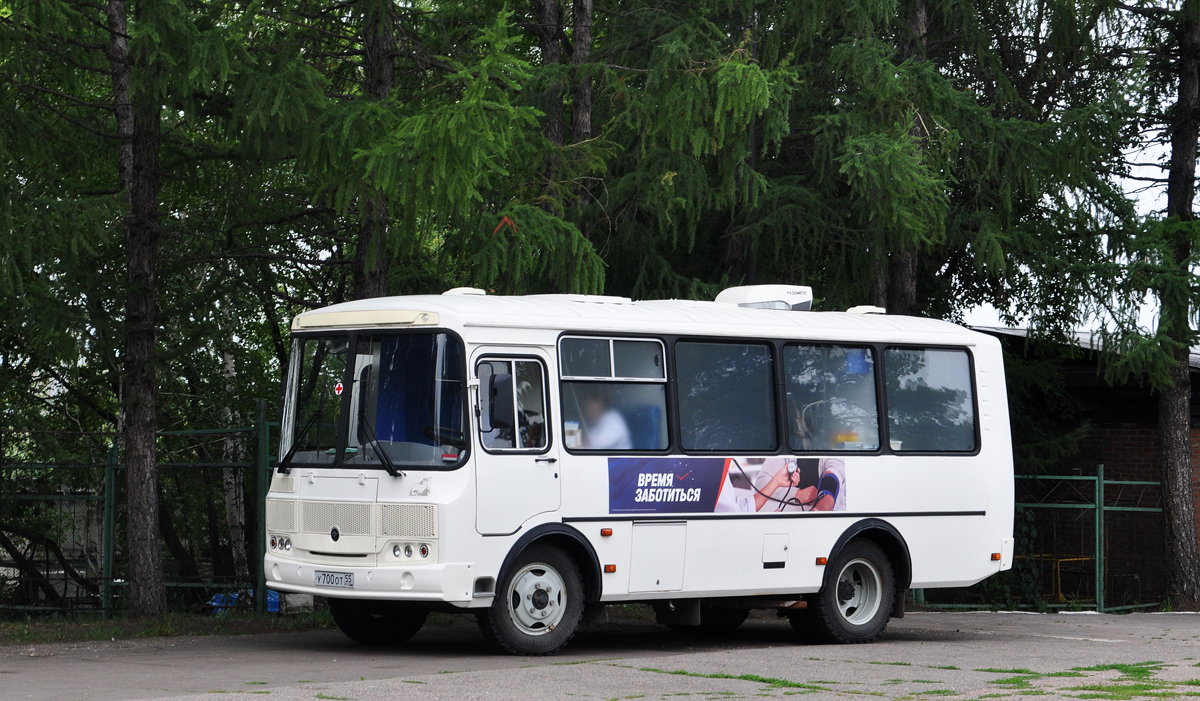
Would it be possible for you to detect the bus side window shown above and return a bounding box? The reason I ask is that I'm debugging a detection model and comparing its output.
[478,358,548,452]
[559,336,668,451]
[883,348,976,452]
[784,345,879,451]
[675,341,776,452]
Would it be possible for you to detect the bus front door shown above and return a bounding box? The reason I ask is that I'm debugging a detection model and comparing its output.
[473,350,561,535]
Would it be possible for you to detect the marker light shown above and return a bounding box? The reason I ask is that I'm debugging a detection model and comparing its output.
[991,553,1002,561]
[815,557,828,566]
[419,544,430,558]
[600,528,613,537]
[604,564,617,573]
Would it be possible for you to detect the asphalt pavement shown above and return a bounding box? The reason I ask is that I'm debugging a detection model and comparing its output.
[4,610,1200,700]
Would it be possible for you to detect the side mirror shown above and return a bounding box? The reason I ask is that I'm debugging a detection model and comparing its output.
[484,373,514,431]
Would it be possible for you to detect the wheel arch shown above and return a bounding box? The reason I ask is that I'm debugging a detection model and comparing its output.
[823,518,912,593]
[498,523,602,603]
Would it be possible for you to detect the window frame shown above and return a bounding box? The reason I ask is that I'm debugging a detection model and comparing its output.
[781,341,884,454]
[475,354,553,456]
[880,344,982,456]
[285,328,472,471]
[557,333,671,454]
[672,337,781,454]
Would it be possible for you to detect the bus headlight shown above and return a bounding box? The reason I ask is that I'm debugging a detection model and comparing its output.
[283,538,292,551]
[393,544,402,558]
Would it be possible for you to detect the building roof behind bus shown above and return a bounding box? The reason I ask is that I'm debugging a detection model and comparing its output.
[292,293,990,346]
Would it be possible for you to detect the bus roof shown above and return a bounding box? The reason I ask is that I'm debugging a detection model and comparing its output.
[291,293,987,345]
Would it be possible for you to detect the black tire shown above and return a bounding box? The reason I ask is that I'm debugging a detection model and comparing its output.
[327,598,429,646]
[807,539,895,644]
[478,545,584,656]
[667,603,749,636]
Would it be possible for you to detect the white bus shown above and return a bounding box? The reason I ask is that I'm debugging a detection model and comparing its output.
[264,286,1014,655]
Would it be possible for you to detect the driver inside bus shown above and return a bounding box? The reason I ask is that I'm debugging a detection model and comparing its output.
[580,390,632,450]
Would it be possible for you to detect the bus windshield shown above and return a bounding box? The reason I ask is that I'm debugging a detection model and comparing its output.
[282,332,467,469]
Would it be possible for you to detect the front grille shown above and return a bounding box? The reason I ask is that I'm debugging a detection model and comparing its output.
[265,499,296,531]
[380,504,438,538]
[301,501,372,536]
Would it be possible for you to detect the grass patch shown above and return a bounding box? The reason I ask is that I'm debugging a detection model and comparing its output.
[1072,663,1165,682]
[639,668,831,692]
[989,676,1036,689]
[869,661,913,666]
[976,668,1038,675]
[314,695,350,701]
[930,666,961,671]
[1065,682,1175,699]
[247,681,268,685]
[0,610,335,646]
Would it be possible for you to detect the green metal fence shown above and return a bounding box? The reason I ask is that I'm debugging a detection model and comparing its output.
[919,465,1163,611]
[0,400,274,616]
[1015,465,1162,612]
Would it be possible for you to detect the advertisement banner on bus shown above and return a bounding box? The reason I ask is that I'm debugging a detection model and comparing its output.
[608,456,846,514]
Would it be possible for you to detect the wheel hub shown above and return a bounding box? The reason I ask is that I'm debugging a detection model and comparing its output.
[836,558,882,625]
[507,563,567,635]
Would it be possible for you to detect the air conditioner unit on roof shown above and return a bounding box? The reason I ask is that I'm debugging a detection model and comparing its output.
[715,285,813,311]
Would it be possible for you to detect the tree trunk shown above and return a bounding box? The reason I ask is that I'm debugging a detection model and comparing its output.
[887,246,919,316]
[571,0,593,211]
[535,0,564,148]
[1159,0,1200,604]
[354,0,395,300]
[873,252,888,308]
[534,0,564,202]
[888,0,927,317]
[571,0,592,146]
[110,0,167,617]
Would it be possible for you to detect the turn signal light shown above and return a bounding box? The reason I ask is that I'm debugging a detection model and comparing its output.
[600,528,613,537]
[604,564,617,573]
[815,557,828,566]
[991,553,1002,561]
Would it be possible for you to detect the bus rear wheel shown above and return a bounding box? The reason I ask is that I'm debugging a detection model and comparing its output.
[478,545,584,656]
[327,598,429,646]
[806,539,894,644]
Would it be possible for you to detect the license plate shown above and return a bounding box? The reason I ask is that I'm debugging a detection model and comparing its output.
[314,570,354,588]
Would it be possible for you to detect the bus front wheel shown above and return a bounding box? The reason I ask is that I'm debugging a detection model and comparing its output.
[805,539,894,644]
[478,545,584,655]
[327,598,428,646]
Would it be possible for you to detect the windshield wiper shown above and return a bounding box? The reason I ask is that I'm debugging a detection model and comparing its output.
[359,410,402,477]
[275,410,321,474]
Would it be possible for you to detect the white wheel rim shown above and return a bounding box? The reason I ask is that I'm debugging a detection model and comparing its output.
[506,562,567,635]
[835,557,882,625]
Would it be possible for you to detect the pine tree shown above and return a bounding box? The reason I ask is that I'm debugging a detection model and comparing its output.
[1099,0,1200,603]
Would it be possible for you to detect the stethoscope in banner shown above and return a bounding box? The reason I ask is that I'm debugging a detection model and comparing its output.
[729,458,824,511]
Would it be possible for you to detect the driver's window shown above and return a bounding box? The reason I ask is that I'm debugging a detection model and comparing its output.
[478,358,548,452]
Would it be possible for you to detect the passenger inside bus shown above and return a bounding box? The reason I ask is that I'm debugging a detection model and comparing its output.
[579,390,632,450]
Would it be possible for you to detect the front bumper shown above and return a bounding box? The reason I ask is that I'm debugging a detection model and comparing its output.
[265,553,485,607]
